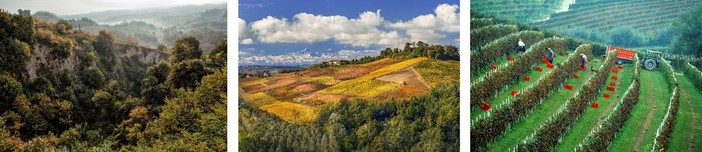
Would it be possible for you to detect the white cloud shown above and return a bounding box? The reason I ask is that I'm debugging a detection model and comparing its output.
[238,18,254,44]
[240,38,254,44]
[242,4,459,48]
[386,3,459,43]
[239,49,380,65]
[248,10,407,47]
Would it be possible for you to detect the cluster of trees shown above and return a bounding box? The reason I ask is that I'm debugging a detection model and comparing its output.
[239,81,459,151]
[0,10,227,151]
[672,4,702,57]
[308,41,459,69]
[558,26,675,48]
[0,9,33,77]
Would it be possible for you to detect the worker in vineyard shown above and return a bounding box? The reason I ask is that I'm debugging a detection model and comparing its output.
[580,54,588,69]
[548,48,555,64]
[518,39,526,53]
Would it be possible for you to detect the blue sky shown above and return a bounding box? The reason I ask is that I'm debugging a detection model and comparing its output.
[239,0,460,66]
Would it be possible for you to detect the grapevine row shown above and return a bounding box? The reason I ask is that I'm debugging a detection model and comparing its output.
[470,31,544,77]
[470,43,588,151]
[650,57,680,151]
[470,37,565,109]
[514,50,616,150]
[470,24,519,49]
[576,55,641,151]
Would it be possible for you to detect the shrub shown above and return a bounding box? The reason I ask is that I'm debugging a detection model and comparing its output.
[167,59,208,89]
[80,68,105,89]
[0,74,22,112]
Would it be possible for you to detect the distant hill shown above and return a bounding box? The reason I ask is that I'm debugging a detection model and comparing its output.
[60,3,226,25]
[32,4,226,53]
[533,0,698,33]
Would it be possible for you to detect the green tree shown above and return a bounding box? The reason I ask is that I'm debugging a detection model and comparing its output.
[166,59,208,89]
[0,74,22,113]
[0,39,31,76]
[93,30,116,71]
[672,4,702,56]
[170,36,202,64]
[608,26,644,48]
[80,68,105,89]
[208,39,226,69]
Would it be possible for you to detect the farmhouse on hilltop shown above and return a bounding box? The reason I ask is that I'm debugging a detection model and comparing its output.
[322,60,349,66]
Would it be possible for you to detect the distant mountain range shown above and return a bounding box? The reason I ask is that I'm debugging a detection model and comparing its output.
[31,3,226,53]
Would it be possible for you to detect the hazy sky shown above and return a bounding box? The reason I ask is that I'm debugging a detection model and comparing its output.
[0,0,226,15]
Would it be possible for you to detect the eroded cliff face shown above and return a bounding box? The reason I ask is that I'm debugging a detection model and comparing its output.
[114,43,168,64]
[24,42,168,80]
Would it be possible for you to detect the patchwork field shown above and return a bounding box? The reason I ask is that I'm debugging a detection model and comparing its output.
[239,57,458,123]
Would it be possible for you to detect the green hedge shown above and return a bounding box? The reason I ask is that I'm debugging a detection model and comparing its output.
[470,24,519,49]
[470,43,588,151]
[515,50,616,150]
[470,31,544,75]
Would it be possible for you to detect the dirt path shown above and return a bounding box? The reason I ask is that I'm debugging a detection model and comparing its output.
[681,89,700,151]
[239,87,257,107]
[595,71,625,126]
[632,71,657,150]
[410,67,431,89]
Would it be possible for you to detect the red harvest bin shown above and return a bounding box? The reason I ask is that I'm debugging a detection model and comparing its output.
[543,56,549,64]
[564,84,573,90]
[607,86,615,91]
[573,74,579,79]
[547,64,554,69]
[612,76,617,80]
[536,67,543,72]
[480,102,491,111]
[619,65,624,69]
[610,82,616,86]
[491,64,498,70]
[525,76,530,81]
[508,56,515,62]
[612,67,618,73]
[592,102,599,108]
[604,93,610,98]
[511,90,519,96]
[578,67,584,71]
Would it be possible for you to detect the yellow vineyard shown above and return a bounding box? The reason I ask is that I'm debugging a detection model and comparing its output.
[260,102,317,123]
[319,57,428,96]
[239,57,451,123]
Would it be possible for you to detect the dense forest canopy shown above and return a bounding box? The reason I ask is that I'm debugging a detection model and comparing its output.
[0,9,227,151]
[239,81,459,151]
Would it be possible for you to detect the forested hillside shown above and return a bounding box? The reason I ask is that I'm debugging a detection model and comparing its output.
[0,9,226,151]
